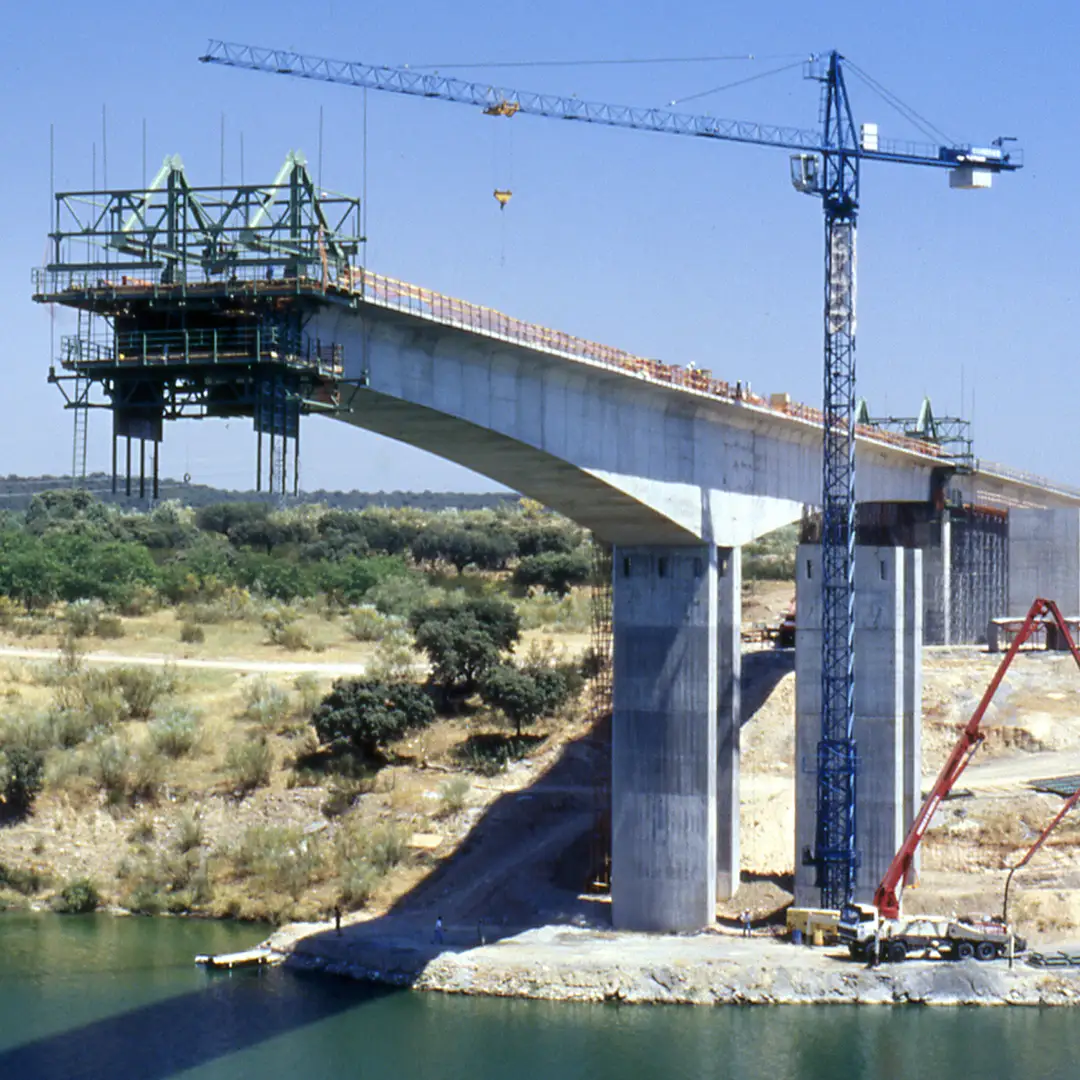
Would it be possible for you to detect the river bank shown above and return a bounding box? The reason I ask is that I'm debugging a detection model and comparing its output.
[263,917,1080,1007]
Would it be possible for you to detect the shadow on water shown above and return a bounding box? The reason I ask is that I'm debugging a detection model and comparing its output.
[0,969,389,1080]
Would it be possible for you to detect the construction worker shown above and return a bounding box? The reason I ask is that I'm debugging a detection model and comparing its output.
[741,910,752,938]
[866,933,880,969]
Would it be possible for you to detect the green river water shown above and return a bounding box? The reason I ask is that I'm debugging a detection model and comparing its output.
[2,913,1079,1079]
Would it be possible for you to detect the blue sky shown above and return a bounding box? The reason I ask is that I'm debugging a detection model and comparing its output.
[2,0,1075,493]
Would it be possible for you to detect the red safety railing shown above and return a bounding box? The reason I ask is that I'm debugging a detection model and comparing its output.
[35,260,953,462]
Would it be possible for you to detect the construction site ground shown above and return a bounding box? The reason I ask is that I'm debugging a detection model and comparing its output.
[268,581,1080,1004]
[8,580,1080,1004]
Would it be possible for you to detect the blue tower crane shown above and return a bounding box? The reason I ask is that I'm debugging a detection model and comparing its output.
[200,41,1021,909]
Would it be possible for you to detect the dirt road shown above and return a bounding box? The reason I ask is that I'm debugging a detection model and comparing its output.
[0,644,378,677]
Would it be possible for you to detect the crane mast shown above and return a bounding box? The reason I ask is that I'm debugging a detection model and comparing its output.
[812,54,861,907]
[199,41,1020,911]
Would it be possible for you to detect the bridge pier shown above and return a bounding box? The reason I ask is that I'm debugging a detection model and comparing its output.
[1007,508,1080,616]
[793,546,923,907]
[855,503,1005,645]
[610,544,741,931]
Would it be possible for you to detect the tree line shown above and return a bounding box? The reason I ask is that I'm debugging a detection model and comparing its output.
[0,491,593,613]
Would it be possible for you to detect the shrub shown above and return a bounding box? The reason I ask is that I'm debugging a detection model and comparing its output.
[513,551,591,597]
[516,590,591,633]
[337,861,380,909]
[0,596,18,629]
[117,584,158,618]
[409,596,521,700]
[346,606,391,642]
[480,665,553,737]
[0,746,45,817]
[0,861,49,895]
[92,734,162,805]
[119,848,210,915]
[368,628,417,683]
[50,671,124,737]
[95,614,125,640]
[233,824,325,899]
[438,775,470,815]
[317,554,411,607]
[179,622,205,644]
[366,825,408,875]
[453,733,537,776]
[242,677,292,732]
[65,600,105,638]
[174,811,204,854]
[54,877,100,914]
[312,678,435,759]
[293,673,322,718]
[148,707,202,759]
[366,573,437,618]
[128,816,156,844]
[263,609,311,651]
[226,735,273,793]
[110,666,177,721]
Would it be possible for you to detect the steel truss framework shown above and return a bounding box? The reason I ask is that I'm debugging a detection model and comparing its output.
[33,154,361,496]
[857,396,974,471]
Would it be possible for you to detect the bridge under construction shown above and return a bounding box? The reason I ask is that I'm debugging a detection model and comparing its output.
[33,156,1080,932]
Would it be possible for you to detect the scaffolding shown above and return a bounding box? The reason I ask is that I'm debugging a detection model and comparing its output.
[587,541,614,891]
[33,151,360,497]
[950,506,1008,645]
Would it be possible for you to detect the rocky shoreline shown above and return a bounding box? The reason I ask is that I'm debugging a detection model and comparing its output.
[264,921,1080,1007]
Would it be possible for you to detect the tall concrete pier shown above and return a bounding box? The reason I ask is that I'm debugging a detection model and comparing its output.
[610,545,740,931]
[1008,509,1080,616]
[794,546,923,906]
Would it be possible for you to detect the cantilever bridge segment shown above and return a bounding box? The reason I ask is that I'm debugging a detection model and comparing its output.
[33,160,1080,932]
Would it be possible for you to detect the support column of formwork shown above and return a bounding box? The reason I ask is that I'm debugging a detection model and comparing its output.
[716,547,742,900]
[922,512,951,646]
[1008,509,1080,617]
[903,549,923,883]
[611,544,719,931]
[950,509,1009,643]
[794,546,914,907]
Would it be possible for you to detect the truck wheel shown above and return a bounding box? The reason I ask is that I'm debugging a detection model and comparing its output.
[848,943,865,961]
[886,941,907,964]
[975,941,996,962]
[954,941,975,961]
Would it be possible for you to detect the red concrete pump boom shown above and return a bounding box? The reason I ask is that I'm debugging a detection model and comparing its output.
[874,597,1080,920]
[1002,778,1080,922]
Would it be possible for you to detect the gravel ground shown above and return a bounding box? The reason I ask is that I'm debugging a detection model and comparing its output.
[268,920,1080,1006]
